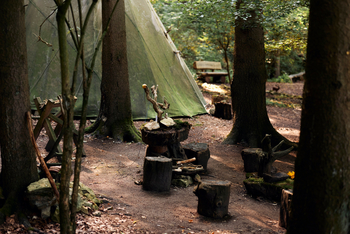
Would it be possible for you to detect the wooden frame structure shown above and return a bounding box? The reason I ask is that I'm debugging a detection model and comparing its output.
[33,96,85,162]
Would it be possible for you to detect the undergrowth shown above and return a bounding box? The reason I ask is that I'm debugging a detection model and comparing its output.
[267,73,292,83]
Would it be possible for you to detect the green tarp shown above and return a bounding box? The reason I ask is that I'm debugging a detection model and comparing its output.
[25,0,206,120]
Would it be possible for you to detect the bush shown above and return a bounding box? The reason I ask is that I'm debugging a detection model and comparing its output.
[267,73,292,83]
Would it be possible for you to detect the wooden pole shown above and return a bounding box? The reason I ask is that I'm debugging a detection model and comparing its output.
[26,111,60,202]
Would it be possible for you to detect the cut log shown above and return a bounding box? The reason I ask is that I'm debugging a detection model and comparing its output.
[279,189,293,228]
[214,102,232,120]
[143,156,173,192]
[288,71,305,83]
[176,157,196,165]
[183,143,210,170]
[193,180,231,218]
[241,148,264,172]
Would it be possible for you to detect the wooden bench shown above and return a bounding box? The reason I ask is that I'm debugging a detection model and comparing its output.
[193,61,228,83]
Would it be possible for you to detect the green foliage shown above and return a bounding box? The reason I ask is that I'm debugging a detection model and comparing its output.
[265,6,309,76]
[151,0,309,79]
[280,50,305,75]
[152,0,234,76]
[266,98,288,108]
[266,92,302,109]
[267,73,292,83]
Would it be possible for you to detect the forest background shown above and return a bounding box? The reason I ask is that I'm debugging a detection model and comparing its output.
[151,0,308,82]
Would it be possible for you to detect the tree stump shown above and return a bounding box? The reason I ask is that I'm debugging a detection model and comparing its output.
[183,143,210,170]
[141,125,190,159]
[214,102,232,120]
[241,148,264,172]
[259,135,294,177]
[193,180,231,218]
[143,156,172,192]
[279,189,293,228]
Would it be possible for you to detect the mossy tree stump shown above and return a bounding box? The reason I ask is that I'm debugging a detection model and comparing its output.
[193,180,231,218]
[241,135,294,177]
[143,156,172,192]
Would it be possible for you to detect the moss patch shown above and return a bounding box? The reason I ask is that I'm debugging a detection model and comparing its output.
[243,173,294,201]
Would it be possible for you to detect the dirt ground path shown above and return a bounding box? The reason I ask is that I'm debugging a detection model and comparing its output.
[0,82,302,233]
[74,82,302,233]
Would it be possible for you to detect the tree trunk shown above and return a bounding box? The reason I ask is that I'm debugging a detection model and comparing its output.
[223,0,296,148]
[288,1,350,233]
[56,1,74,233]
[274,49,281,78]
[92,0,141,142]
[0,0,39,223]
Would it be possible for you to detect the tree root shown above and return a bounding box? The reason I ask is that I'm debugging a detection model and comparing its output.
[86,116,141,143]
[111,121,141,143]
[84,118,102,134]
[222,124,298,150]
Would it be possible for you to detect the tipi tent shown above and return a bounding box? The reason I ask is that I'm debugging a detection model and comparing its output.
[25,0,206,120]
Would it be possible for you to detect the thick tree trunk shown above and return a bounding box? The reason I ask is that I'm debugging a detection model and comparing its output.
[288,1,350,233]
[0,0,39,223]
[92,0,141,142]
[223,1,296,148]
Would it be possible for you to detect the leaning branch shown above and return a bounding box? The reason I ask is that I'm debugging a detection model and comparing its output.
[26,111,60,202]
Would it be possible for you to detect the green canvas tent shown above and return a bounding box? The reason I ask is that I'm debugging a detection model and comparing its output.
[25,0,206,120]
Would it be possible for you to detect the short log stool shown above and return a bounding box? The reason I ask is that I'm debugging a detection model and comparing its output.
[214,102,232,120]
[241,148,264,172]
[279,189,293,228]
[194,180,231,218]
[143,156,172,192]
[183,143,210,171]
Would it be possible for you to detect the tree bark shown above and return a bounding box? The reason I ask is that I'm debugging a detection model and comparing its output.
[288,1,350,233]
[274,49,281,78]
[56,1,74,233]
[70,1,100,232]
[223,0,296,149]
[91,0,141,142]
[0,0,39,223]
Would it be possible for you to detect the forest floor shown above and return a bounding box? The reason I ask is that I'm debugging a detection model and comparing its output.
[0,81,303,234]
